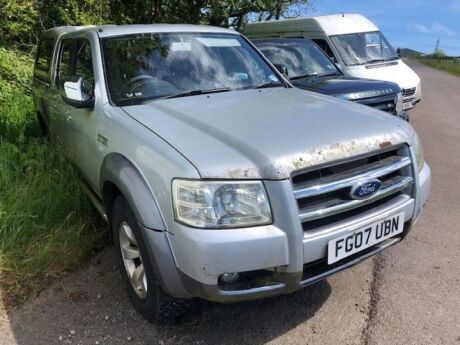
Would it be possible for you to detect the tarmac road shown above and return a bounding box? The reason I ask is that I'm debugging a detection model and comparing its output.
[1,60,459,345]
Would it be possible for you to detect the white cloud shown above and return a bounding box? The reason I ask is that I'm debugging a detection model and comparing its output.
[450,0,460,10]
[408,23,430,33]
[432,22,456,36]
[408,22,455,36]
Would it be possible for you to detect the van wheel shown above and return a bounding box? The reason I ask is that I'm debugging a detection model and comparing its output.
[112,195,190,324]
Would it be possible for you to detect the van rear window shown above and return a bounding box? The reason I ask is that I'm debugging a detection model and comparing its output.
[34,39,54,81]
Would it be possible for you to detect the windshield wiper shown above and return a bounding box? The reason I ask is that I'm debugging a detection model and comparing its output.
[291,72,340,80]
[160,87,231,100]
[290,73,315,81]
[253,81,284,89]
[117,88,231,106]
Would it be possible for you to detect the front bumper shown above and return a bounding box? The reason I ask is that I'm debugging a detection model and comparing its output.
[163,163,431,302]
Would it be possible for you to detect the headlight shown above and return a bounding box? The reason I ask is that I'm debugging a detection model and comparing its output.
[412,133,425,172]
[395,92,403,114]
[172,179,272,228]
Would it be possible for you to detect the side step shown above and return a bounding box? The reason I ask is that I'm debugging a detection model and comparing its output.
[80,182,109,223]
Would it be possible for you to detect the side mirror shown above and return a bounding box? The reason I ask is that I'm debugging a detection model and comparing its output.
[397,48,401,58]
[273,64,289,78]
[60,76,94,108]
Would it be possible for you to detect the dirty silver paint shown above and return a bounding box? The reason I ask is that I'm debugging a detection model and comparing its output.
[123,87,415,179]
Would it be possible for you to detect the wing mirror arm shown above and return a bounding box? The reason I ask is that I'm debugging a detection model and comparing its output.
[60,76,94,109]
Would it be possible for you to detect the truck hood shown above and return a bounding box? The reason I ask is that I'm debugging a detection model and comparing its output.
[346,60,420,91]
[292,75,400,100]
[122,87,415,179]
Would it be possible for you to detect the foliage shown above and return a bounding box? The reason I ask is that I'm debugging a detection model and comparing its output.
[433,48,446,58]
[0,0,310,48]
[419,58,460,77]
[0,48,104,304]
[0,0,38,49]
[0,48,36,142]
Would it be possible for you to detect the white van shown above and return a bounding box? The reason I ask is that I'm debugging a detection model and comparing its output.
[244,14,421,109]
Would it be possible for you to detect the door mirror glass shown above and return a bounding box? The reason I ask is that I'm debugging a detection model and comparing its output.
[273,63,289,77]
[60,76,94,108]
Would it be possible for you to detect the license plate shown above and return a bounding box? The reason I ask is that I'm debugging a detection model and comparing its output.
[327,212,404,264]
[403,101,413,110]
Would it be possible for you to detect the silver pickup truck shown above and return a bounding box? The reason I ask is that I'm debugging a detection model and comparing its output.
[32,24,431,324]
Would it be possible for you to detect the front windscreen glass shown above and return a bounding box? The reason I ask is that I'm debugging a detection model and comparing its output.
[330,31,398,66]
[102,32,282,105]
[257,40,340,79]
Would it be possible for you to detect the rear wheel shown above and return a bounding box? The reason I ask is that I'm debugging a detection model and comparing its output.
[37,112,49,136]
[112,195,190,324]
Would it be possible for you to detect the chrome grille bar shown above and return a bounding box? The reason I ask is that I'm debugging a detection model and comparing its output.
[293,156,411,200]
[402,87,416,97]
[298,175,413,222]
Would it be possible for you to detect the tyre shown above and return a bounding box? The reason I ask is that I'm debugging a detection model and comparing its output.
[37,112,49,136]
[111,195,190,324]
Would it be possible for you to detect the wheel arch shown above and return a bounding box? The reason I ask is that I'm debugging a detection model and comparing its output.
[101,153,190,298]
[100,152,166,231]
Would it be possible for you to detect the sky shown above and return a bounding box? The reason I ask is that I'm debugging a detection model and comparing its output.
[301,0,460,56]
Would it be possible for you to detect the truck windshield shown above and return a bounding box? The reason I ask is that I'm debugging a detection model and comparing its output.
[256,40,340,80]
[330,31,398,66]
[102,32,283,106]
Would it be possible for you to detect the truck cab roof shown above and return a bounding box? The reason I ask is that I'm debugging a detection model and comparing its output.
[40,24,237,40]
[244,13,379,37]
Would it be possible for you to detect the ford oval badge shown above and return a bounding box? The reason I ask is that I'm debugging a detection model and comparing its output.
[350,179,382,200]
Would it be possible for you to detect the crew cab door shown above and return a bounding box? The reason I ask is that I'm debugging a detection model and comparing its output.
[54,37,100,189]
[32,38,54,132]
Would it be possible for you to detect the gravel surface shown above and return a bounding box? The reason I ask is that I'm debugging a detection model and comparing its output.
[0,60,458,345]
[364,60,460,345]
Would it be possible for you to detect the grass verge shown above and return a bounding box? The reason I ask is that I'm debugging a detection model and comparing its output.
[417,58,460,77]
[0,48,106,306]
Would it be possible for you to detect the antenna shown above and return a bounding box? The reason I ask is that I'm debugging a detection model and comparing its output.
[434,38,440,54]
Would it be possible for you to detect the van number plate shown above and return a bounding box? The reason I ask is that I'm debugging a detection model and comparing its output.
[327,212,404,264]
[403,101,413,110]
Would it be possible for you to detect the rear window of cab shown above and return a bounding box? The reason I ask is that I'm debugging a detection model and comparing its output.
[34,39,54,81]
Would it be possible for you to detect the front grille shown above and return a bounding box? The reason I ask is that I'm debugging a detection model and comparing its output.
[402,87,416,97]
[291,145,414,232]
[355,95,396,114]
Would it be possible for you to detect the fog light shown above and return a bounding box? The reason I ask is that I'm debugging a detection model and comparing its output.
[220,272,240,284]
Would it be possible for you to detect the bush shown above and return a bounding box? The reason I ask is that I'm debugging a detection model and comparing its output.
[0,48,37,142]
[0,48,104,304]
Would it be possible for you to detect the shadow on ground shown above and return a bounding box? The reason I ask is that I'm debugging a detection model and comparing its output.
[3,247,331,345]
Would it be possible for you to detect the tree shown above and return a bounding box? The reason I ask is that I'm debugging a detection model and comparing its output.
[0,0,37,48]
[0,0,312,48]
[205,0,311,31]
[433,48,446,58]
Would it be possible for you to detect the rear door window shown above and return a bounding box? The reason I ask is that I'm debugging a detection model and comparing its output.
[34,39,54,81]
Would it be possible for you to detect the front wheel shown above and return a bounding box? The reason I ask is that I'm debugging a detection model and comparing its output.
[112,195,190,324]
